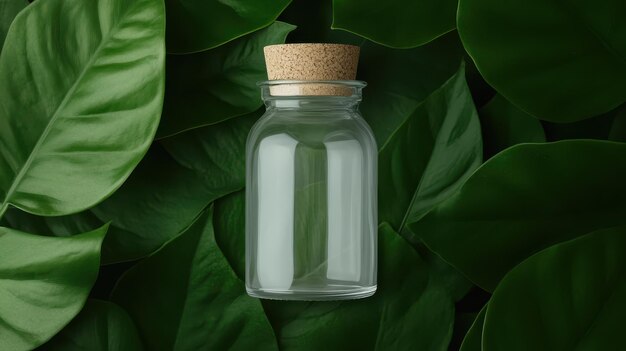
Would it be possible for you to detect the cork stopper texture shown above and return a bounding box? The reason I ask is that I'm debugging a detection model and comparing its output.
[264,43,360,96]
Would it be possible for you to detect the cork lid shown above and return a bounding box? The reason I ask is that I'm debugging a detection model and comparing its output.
[263,43,361,96]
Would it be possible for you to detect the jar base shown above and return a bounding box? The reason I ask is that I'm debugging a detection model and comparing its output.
[246,285,376,301]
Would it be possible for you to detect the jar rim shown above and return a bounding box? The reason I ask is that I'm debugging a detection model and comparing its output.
[257,80,367,88]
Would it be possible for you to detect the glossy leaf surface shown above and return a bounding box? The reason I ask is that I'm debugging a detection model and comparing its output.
[332,0,458,48]
[413,140,626,291]
[458,0,626,121]
[0,0,165,217]
[111,208,277,351]
[484,227,626,350]
[0,225,106,350]
[158,22,294,138]
[165,0,290,53]
[43,300,143,351]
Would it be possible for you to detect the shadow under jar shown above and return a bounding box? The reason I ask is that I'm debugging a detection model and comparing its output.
[246,81,378,300]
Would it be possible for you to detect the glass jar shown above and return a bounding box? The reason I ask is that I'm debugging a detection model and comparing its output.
[246,81,377,300]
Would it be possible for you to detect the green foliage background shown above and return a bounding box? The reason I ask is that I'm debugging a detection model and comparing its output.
[0,0,625,349]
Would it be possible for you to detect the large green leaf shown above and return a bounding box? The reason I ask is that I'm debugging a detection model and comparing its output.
[376,64,482,233]
[165,0,291,53]
[0,0,165,218]
[332,0,458,48]
[413,140,626,291]
[263,223,457,350]
[0,0,26,50]
[483,227,626,350]
[479,94,545,158]
[458,0,626,121]
[42,300,143,351]
[158,22,295,138]
[111,208,278,351]
[0,225,106,350]
[459,305,486,351]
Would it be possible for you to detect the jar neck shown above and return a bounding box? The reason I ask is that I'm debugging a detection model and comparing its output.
[264,97,361,111]
[258,80,366,112]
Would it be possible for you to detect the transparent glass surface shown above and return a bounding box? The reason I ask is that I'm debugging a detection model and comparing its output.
[246,81,377,300]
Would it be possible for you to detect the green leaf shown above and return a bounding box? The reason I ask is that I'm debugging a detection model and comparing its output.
[42,300,143,351]
[459,305,486,351]
[277,0,363,44]
[0,225,106,350]
[91,144,213,263]
[332,0,458,48]
[479,94,545,158]
[165,0,291,53]
[111,208,277,351]
[359,33,466,146]
[263,223,456,350]
[377,64,482,233]
[457,0,626,121]
[213,191,246,280]
[0,0,165,218]
[0,0,26,50]
[158,22,295,138]
[161,110,260,192]
[412,140,626,291]
[483,227,626,350]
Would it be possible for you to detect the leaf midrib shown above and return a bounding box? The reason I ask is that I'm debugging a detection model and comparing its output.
[0,1,137,219]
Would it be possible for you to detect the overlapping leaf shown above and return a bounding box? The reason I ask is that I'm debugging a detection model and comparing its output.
[484,227,626,350]
[458,0,626,121]
[111,208,278,351]
[332,0,458,48]
[413,140,626,291]
[158,22,295,138]
[0,225,106,350]
[479,94,545,158]
[43,300,143,351]
[0,0,165,218]
[165,0,291,53]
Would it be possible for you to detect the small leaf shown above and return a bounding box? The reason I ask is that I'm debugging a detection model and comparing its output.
[111,208,277,351]
[332,0,458,48]
[459,305,486,351]
[458,0,626,121]
[42,300,143,351]
[0,0,165,217]
[413,140,626,291]
[165,0,291,53]
[0,225,106,350]
[484,227,626,350]
[158,22,295,138]
[479,94,545,158]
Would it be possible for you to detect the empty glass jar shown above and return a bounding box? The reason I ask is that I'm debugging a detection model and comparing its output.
[245,80,378,300]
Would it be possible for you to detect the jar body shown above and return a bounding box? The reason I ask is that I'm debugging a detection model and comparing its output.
[246,84,377,300]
